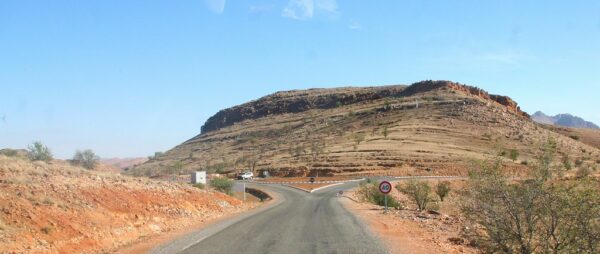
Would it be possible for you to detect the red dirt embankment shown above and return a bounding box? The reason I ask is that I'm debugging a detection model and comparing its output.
[0,155,252,253]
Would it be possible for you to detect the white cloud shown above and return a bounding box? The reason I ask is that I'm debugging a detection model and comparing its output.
[204,0,226,14]
[282,0,338,20]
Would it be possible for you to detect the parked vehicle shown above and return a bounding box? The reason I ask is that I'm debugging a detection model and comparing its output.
[237,171,254,180]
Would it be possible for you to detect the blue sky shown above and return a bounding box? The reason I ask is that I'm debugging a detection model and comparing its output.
[1,0,599,159]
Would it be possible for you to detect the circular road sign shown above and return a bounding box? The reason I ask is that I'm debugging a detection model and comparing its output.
[379,181,392,194]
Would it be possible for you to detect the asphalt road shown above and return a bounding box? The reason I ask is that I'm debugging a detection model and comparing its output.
[171,182,388,254]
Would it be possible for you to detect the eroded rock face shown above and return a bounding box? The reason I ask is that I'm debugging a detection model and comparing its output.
[201,85,407,133]
[402,80,529,118]
[200,81,529,133]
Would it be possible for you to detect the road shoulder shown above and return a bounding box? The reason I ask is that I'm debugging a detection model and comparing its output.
[339,188,476,254]
[117,188,281,254]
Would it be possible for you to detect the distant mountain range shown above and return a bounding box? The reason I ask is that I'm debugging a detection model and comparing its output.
[532,111,599,129]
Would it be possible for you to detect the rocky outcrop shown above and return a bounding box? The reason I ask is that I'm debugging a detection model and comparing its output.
[201,85,407,133]
[200,81,529,133]
[402,80,529,118]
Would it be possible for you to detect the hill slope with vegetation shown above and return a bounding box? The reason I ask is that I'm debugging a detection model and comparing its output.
[130,80,600,178]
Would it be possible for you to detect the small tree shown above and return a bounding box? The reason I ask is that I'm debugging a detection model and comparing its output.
[397,180,434,211]
[382,126,389,139]
[210,177,234,195]
[172,160,183,175]
[461,141,600,254]
[435,181,451,202]
[354,133,365,145]
[73,149,99,169]
[509,149,519,162]
[27,141,53,162]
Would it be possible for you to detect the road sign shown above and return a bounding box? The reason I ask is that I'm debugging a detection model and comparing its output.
[379,181,392,194]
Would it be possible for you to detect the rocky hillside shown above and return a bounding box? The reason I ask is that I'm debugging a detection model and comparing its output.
[100,157,148,170]
[0,155,250,253]
[130,80,600,177]
[532,111,599,129]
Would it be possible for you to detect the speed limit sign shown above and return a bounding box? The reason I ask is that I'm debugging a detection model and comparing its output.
[379,181,392,194]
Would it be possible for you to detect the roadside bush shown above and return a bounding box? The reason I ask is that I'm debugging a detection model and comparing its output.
[210,177,234,195]
[356,181,401,209]
[435,181,451,202]
[72,149,99,169]
[27,142,53,162]
[397,180,435,211]
[461,145,600,254]
[193,183,205,189]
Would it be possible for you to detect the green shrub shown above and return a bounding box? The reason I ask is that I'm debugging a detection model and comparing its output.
[356,181,401,209]
[72,149,99,169]
[397,180,435,211]
[509,149,519,162]
[462,142,600,254]
[562,155,572,170]
[435,181,451,202]
[27,142,53,162]
[210,177,234,195]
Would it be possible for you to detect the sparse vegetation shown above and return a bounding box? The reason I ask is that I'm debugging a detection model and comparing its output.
[575,158,584,167]
[210,177,234,195]
[41,226,52,234]
[193,183,205,189]
[435,181,451,202]
[382,126,389,139]
[0,149,18,157]
[576,165,592,179]
[509,149,519,162]
[356,181,401,209]
[562,155,572,170]
[72,149,99,169]
[148,151,164,160]
[27,141,53,162]
[461,144,600,254]
[397,180,435,211]
[354,133,365,145]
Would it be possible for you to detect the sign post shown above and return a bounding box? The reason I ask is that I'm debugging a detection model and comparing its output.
[379,181,392,213]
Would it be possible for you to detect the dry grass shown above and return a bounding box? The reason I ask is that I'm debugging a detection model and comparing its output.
[130,85,600,179]
[0,155,253,254]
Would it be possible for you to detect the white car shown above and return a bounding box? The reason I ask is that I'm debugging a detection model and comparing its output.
[238,172,254,180]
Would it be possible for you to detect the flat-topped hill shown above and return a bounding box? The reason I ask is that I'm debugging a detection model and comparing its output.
[130,80,600,178]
